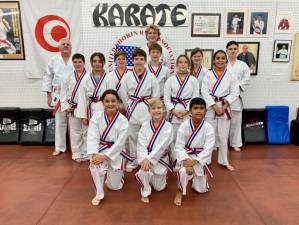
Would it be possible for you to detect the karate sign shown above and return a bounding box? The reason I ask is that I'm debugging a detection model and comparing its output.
[92,3,188,27]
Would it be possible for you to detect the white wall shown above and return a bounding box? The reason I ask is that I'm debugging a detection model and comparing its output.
[0,0,298,120]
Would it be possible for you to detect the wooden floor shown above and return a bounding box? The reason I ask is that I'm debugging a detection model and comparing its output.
[1,144,299,225]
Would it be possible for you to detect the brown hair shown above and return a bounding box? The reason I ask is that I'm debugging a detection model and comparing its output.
[114,50,127,61]
[149,43,162,54]
[132,48,147,61]
[190,48,203,74]
[90,52,105,65]
[176,54,190,67]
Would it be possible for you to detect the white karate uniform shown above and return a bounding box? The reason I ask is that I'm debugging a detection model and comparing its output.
[87,111,129,201]
[174,119,215,195]
[42,54,73,152]
[0,21,16,54]
[60,69,88,160]
[227,60,250,148]
[191,66,209,96]
[201,68,239,166]
[146,63,170,98]
[76,72,115,120]
[141,44,169,67]
[108,68,129,110]
[277,49,288,59]
[164,74,200,154]
[118,68,160,169]
[135,119,173,198]
[231,17,241,33]
[253,19,264,34]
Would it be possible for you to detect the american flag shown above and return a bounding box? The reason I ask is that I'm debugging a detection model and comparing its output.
[116,45,138,67]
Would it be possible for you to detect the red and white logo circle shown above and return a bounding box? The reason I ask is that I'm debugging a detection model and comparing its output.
[35,15,71,52]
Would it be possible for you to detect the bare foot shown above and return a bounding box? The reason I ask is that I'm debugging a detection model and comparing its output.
[233,147,241,152]
[52,151,62,156]
[91,197,101,206]
[141,197,149,203]
[126,168,133,172]
[174,191,182,206]
[226,164,235,171]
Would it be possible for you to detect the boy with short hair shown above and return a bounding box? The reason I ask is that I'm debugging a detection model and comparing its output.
[173,97,215,206]
[119,48,160,172]
[147,43,170,98]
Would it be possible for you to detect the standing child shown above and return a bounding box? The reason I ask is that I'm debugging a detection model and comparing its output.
[146,43,170,99]
[87,90,129,206]
[201,50,239,171]
[60,53,88,162]
[190,48,209,96]
[76,52,115,124]
[118,48,160,172]
[135,98,173,203]
[164,55,200,151]
[174,98,215,206]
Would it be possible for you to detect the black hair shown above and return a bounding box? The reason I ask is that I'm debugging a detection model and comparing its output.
[100,89,120,102]
[72,53,85,63]
[189,97,206,110]
[226,41,239,49]
[132,48,147,61]
[212,50,227,65]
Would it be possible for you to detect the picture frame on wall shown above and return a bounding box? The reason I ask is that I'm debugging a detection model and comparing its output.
[237,42,260,75]
[224,10,247,37]
[272,40,292,62]
[191,13,221,37]
[0,1,25,60]
[275,12,292,33]
[248,10,270,37]
[185,49,214,69]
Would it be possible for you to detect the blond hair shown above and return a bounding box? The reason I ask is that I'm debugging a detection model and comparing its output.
[148,97,164,109]
[145,24,161,38]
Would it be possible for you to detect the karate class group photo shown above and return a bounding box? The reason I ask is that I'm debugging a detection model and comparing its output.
[0,1,299,225]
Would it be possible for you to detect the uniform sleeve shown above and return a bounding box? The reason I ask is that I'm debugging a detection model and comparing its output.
[174,123,190,162]
[151,75,160,98]
[76,79,88,119]
[194,124,215,166]
[103,118,129,161]
[164,77,174,112]
[201,74,216,109]
[147,124,173,165]
[42,58,54,92]
[87,114,101,155]
[225,73,240,105]
[118,75,129,109]
[239,64,250,92]
[137,123,151,164]
[60,75,70,112]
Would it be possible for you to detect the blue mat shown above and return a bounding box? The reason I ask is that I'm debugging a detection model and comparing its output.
[266,106,290,144]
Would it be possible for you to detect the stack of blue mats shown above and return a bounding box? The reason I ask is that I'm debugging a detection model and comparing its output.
[266,106,290,144]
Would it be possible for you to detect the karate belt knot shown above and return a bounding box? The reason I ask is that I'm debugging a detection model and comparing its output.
[129,95,151,104]
[89,96,100,103]
[184,146,203,156]
[99,139,114,148]
[67,100,77,109]
[171,97,191,108]
[211,94,231,120]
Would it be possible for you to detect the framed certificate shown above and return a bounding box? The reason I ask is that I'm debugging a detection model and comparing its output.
[0,1,25,60]
[191,13,221,37]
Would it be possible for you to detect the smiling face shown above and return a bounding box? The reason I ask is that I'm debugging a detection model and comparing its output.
[213,52,227,69]
[103,93,118,114]
[115,54,127,68]
[146,28,159,44]
[149,102,165,121]
[72,58,85,72]
[59,38,71,54]
[191,51,203,66]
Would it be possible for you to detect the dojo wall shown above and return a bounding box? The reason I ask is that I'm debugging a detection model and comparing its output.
[0,0,298,120]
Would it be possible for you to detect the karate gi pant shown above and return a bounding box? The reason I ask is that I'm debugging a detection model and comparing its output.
[89,162,124,201]
[176,167,208,195]
[229,110,243,148]
[170,123,181,168]
[135,169,167,198]
[55,108,68,152]
[206,117,231,166]
[68,115,88,160]
[126,123,142,170]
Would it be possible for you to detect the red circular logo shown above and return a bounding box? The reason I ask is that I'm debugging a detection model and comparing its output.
[35,15,71,52]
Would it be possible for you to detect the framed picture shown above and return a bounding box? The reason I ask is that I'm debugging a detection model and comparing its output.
[185,49,214,69]
[248,11,270,37]
[224,10,247,37]
[275,12,292,33]
[291,33,299,80]
[272,40,292,62]
[191,13,221,37]
[0,1,25,60]
[237,42,260,75]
